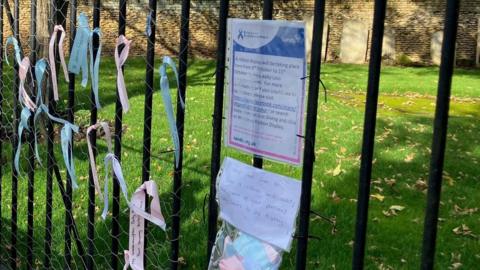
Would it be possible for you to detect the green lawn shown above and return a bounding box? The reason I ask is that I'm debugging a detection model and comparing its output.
[0,58,479,269]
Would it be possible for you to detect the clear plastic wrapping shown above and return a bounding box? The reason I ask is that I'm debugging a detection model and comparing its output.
[208,222,283,270]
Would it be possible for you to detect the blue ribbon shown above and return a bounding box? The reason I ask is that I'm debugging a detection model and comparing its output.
[68,12,102,108]
[101,153,130,220]
[7,36,27,175]
[35,59,48,105]
[34,104,79,189]
[14,107,32,174]
[5,36,22,65]
[159,56,185,168]
[89,28,102,109]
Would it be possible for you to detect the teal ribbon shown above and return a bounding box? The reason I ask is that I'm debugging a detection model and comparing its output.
[5,36,22,65]
[14,107,32,174]
[68,12,102,108]
[34,104,79,189]
[34,59,80,190]
[101,153,130,220]
[89,28,102,108]
[7,36,27,174]
[35,59,48,106]
[158,56,185,168]
[61,122,79,189]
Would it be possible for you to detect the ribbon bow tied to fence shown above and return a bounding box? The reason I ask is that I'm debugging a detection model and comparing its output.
[49,24,70,101]
[159,56,185,168]
[86,122,130,220]
[114,35,132,112]
[68,12,102,108]
[124,180,166,270]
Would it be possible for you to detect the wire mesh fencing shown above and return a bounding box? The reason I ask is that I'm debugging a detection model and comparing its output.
[0,0,191,269]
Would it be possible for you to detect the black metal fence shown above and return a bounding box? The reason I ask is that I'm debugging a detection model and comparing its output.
[0,0,462,269]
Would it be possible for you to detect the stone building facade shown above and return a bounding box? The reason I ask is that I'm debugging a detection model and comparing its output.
[6,0,480,66]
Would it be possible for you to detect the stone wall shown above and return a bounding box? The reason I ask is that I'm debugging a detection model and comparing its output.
[5,0,480,66]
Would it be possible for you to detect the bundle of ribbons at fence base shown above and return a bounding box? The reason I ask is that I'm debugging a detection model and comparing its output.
[158,56,185,168]
[48,25,70,101]
[68,12,102,108]
[123,180,166,270]
[114,35,132,112]
[86,122,130,219]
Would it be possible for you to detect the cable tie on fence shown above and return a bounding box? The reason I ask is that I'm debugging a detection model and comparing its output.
[296,134,305,139]
[159,56,184,168]
[310,209,337,233]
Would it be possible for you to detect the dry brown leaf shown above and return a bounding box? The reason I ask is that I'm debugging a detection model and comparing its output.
[404,153,415,162]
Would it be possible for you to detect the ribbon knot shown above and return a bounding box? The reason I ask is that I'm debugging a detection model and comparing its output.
[123,180,166,270]
[49,24,70,101]
[86,122,130,220]
[114,35,132,112]
[68,13,102,108]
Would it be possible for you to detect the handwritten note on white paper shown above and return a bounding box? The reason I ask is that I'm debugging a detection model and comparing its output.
[217,157,301,251]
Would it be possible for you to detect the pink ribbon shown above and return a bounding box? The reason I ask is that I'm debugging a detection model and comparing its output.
[86,122,113,199]
[49,25,70,101]
[19,57,36,111]
[124,180,166,270]
[114,35,132,112]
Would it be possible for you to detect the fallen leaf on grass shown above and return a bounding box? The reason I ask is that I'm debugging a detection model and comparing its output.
[453,205,479,216]
[452,224,478,238]
[450,262,462,269]
[331,191,341,203]
[370,193,385,202]
[383,205,405,217]
[415,179,428,191]
[404,153,415,162]
[332,163,342,176]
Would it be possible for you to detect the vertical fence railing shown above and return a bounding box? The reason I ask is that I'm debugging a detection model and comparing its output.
[27,0,38,268]
[421,1,459,269]
[10,0,20,268]
[207,0,229,260]
[352,0,387,269]
[111,0,127,268]
[295,0,326,269]
[171,0,191,269]
[68,0,79,269]
[44,1,55,265]
[0,0,3,254]
[251,0,274,169]
[141,0,158,264]
[87,1,101,269]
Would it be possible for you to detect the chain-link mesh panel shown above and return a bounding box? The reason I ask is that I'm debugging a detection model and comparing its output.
[0,0,191,269]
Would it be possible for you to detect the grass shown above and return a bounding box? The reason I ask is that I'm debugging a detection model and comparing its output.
[0,58,479,269]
